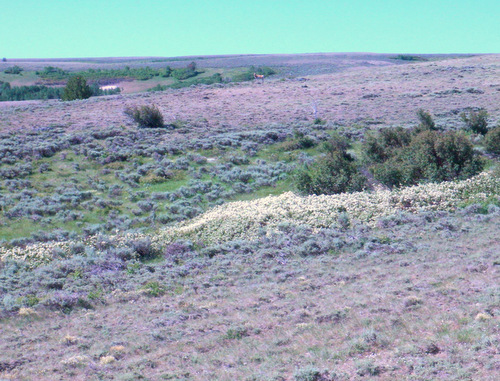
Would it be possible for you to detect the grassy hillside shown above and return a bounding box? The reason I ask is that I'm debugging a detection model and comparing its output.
[1,207,499,380]
[0,53,499,380]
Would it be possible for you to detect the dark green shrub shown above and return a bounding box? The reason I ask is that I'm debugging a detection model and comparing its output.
[0,82,62,101]
[461,109,489,135]
[371,161,405,187]
[362,127,412,163]
[362,133,387,163]
[124,105,164,128]
[171,68,197,80]
[162,66,172,77]
[370,130,484,187]
[232,66,276,82]
[4,65,23,74]
[416,109,437,131]
[167,73,223,89]
[289,131,317,150]
[294,366,322,381]
[61,76,92,101]
[296,137,367,195]
[392,54,427,61]
[297,136,316,149]
[36,66,69,79]
[320,133,351,153]
[415,130,482,181]
[253,66,276,76]
[142,281,165,297]
[224,326,249,340]
[171,62,198,80]
[484,126,500,154]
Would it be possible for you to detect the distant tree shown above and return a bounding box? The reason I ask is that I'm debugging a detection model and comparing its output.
[162,66,172,77]
[61,76,92,101]
[2,58,6,62]
[36,66,69,79]
[171,62,198,80]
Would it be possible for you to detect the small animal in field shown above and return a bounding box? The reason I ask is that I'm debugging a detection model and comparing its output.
[254,73,264,83]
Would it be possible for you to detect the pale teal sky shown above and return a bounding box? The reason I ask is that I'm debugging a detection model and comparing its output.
[1,0,499,58]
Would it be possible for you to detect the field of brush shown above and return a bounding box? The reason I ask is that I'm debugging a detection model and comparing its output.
[0,53,499,380]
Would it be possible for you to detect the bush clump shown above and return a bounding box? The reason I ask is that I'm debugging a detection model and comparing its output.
[416,109,438,132]
[366,128,484,187]
[296,136,367,195]
[484,126,500,154]
[461,109,489,135]
[124,105,164,128]
[171,62,198,80]
[362,127,412,163]
[61,76,92,101]
[232,66,276,81]
[4,65,23,74]
[0,81,62,101]
[293,366,323,381]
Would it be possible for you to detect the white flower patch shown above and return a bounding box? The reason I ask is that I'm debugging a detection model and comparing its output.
[153,172,499,245]
[1,172,499,266]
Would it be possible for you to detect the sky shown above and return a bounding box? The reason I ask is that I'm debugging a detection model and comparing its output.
[1,0,499,59]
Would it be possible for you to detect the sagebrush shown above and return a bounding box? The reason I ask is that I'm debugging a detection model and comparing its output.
[124,104,164,128]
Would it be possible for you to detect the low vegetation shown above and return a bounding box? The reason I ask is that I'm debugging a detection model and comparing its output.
[365,128,484,187]
[1,184,498,379]
[0,63,276,101]
[461,109,489,135]
[484,125,500,154]
[3,65,23,74]
[231,65,276,82]
[0,81,62,101]
[0,110,497,263]
[0,54,499,380]
[296,135,367,195]
[124,104,165,128]
[391,54,428,61]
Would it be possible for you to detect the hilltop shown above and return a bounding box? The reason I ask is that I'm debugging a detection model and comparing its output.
[1,53,498,132]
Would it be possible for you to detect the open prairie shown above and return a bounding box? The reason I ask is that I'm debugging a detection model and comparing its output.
[0,53,499,380]
[2,54,499,133]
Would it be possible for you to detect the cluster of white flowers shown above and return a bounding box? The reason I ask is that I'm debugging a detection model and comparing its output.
[0,231,148,268]
[1,172,498,266]
[0,241,73,267]
[152,172,500,245]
